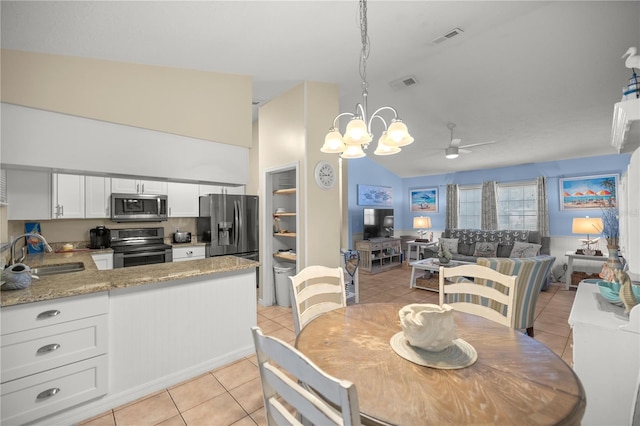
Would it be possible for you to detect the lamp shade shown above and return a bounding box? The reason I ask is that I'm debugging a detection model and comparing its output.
[413,216,432,229]
[321,130,346,153]
[343,118,372,145]
[374,132,401,156]
[572,217,603,234]
[341,144,366,159]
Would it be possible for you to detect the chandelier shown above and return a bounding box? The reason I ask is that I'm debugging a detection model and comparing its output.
[321,0,413,159]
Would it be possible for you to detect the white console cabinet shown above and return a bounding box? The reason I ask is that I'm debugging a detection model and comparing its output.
[568,281,640,425]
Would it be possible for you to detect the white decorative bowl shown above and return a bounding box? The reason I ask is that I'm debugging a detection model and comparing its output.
[399,303,457,352]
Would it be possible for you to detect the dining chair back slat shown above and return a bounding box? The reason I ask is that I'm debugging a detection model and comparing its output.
[439,264,518,328]
[289,265,346,334]
[252,326,361,426]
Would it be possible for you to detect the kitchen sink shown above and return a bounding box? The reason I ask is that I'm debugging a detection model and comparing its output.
[31,262,85,276]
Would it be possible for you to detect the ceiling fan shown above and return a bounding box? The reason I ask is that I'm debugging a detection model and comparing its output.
[444,123,496,159]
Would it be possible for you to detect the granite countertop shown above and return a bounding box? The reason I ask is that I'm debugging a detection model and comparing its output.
[1,251,259,308]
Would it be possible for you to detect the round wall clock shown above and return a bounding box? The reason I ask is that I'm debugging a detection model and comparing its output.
[314,161,336,190]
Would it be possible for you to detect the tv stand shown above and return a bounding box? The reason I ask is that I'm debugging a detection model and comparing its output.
[356,238,402,274]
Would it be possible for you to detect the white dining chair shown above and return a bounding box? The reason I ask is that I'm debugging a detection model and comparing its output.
[438,264,518,328]
[251,326,361,426]
[289,265,346,335]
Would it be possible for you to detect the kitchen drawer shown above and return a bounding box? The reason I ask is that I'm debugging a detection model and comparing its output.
[1,292,108,335]
[2,315,108,383]
[172,245,206,262]
[1,354,108,426]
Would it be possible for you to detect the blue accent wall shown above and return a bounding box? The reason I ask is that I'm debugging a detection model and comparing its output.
[346,154,630,248]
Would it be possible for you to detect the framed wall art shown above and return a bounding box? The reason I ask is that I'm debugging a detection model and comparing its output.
[357,184,393,206]
[559,173,618,210]
[409,188,438,212]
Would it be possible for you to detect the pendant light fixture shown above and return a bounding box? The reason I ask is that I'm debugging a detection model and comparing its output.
[321,0,413,159]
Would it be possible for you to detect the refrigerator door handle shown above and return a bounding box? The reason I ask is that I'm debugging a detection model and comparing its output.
[234,200,241,247]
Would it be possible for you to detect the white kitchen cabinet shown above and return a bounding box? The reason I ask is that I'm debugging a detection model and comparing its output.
[7,169,52,220]
[91,252,113,270]
[172,245,206,262]
[168,182,199,217]
[111,178,167,195]
[198,184,245,196]
[1,292,109,425]
[85,176,111,218]
[52,173,85,219]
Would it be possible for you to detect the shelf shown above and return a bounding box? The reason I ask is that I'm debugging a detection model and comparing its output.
[274,232,296,237]
[273,212,296,217]
[274,252,296,262]
[273,188,296,195]
[611,99,640,152]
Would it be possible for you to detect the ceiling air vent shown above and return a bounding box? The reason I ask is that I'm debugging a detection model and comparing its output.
[432,27,464,45]
[390,75,418,90]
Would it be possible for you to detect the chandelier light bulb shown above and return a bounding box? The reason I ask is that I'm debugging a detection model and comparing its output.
[374,132,401,156]
[341,143,366,159]
[321,129,346,153]
[343,118,371,145]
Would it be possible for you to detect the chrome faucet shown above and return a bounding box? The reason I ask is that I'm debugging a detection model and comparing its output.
[9,234,53,265]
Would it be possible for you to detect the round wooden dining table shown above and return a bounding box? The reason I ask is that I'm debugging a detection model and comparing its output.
[295,303,586,425]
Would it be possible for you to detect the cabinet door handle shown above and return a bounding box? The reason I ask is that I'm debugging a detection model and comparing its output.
[36,343,61,354]
[37,387,60,400]
[36,309,61,319]
[141,183,145,193]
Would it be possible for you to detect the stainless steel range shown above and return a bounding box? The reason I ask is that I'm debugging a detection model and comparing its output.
[111,227,173,268]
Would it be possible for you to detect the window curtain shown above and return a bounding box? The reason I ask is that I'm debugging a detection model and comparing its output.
[446,184,459,229]
[481,180,498,230]
[536,176,550,236]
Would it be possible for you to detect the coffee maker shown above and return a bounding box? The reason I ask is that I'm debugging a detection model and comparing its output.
[89,226,111,249]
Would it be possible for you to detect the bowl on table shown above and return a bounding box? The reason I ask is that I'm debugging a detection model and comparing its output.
[597,280,640,304]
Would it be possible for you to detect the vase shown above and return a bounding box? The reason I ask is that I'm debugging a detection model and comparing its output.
[606,246,623,270]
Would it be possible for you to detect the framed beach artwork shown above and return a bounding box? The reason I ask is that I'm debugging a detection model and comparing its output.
[559,174,618,210]
[409,188,438,212]
[357,184,393,206]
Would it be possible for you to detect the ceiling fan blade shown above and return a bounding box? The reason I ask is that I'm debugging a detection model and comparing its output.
[459,140,496,149]
[449,138,462,147]
[459,148,472,154]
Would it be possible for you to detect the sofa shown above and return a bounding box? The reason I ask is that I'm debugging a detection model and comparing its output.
[424,228,551,262]
[447,255,556,337]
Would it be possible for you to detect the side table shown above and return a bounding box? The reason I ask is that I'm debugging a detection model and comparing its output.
[564,250,607,290]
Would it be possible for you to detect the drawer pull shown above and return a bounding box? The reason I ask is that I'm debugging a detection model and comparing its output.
[36,387,60,400]
[187,251,193,256]
[36,310,61,319]
[36,343,61,354]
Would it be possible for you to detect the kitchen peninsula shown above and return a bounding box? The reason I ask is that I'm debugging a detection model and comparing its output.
[1,252,259,425]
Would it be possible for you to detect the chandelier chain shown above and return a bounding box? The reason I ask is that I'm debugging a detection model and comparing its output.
[359,0,370,93]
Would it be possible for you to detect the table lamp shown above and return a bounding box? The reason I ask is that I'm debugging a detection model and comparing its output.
[413,216,432,241]
[572,217,603,255]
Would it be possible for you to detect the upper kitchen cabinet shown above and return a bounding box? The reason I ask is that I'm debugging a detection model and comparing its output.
[167,182,199,217]
[199,184,245,196]
[52,174,85,219]
[85,176,111,219]
[611,99,640,153]
[7,169,51,220]
[111,178,167,195]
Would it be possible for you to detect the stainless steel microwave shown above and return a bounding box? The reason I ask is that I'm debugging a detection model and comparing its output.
[111,193,168,222]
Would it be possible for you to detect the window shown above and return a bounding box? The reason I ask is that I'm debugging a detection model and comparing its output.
[458,186,481,229]
[497,181,537,231]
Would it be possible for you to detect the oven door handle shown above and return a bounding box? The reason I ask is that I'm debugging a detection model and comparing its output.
[119,251,167,259]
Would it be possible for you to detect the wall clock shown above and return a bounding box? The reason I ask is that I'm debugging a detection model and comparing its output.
[314,161,336,190]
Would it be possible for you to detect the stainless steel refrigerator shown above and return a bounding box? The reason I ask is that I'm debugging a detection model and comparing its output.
[197,194,259,261]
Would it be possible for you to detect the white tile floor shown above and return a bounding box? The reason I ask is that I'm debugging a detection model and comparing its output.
[80,264,575,426]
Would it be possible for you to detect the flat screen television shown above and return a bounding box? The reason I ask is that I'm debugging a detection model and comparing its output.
[363,208,394,239]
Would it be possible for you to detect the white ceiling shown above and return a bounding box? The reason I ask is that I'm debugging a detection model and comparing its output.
[2,1,639,178]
